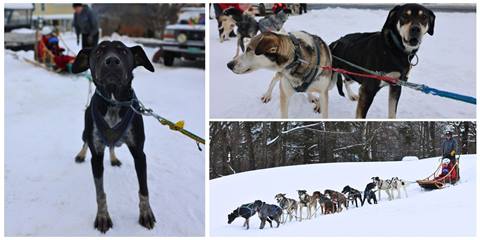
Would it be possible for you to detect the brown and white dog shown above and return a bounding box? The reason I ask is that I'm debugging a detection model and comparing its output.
[297,190,317,220]
[227,31,334,118]
[218,15,236,43]
[324,189,348,212]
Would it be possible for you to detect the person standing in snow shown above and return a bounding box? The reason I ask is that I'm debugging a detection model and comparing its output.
[72,3,99,49]
[441,131,458,164]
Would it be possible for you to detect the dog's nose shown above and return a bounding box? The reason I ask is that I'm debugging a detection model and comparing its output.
[105,56,120,67]
[410,25,421,35]
[227,61,235,70]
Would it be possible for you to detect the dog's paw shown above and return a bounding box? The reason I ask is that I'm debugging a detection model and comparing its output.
[75,155,85,163]
[349,94,359,101]
[94,212,113,233]
[313,105,321,114]
[261,94,272,103]
[139,209,156,229]
[110,159,122,167]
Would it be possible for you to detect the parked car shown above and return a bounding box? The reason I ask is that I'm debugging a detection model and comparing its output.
[4,3,36,51]
[159,7,205,66]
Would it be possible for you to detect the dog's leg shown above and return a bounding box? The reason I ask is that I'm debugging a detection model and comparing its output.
[356,85,378,118]
[404,186,408,198]
[261,72,281,103]
[90,144,112,233]
[279,79,293,118]
[344,78,359,101]
[235,37,241,58]
[128,145,156,229]
[266,218,273,228]
[307,93,321,114]
[75,142,88,163]
[388,85,402,119]
[109,147,122,167]
[319,89,329,118]
[259,218,266,229]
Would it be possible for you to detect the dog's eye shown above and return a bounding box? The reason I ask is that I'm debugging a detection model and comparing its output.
[246,47,252,52]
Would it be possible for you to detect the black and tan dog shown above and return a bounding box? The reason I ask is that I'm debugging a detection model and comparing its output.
[297,190,318,220]
[72,41,155,233]
[324,189,348,212]
[227,31,334,118]
[330,4,435,118]
[274,193,298,223]
[341,185,363,208]
[312,191,336,215]
[361,182,378,206]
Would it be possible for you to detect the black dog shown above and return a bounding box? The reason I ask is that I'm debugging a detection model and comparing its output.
[227,202,257,230]
[342,185,363,208]
[223,7,259,56]
[361,182,378,206]
[72,41,155,233]
[252,200,282,229]
[330,4,435,118]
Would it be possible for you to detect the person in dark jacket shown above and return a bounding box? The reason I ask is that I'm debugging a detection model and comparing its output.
[441,131,457,164]
[72,3,99,49]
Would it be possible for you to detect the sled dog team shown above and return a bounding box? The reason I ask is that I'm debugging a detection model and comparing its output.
[228,176,410,230]
[221,4,435,119]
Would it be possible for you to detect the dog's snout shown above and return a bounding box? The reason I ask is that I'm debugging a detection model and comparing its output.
[227,61,235,70]
[105,56,121,66]
[410,25,421,35]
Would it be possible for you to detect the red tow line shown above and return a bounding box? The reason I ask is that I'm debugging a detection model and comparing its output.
[321,66,399,84]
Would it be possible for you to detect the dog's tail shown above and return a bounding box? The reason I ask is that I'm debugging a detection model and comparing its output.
[334,72,345,97]
[329,41,346,98]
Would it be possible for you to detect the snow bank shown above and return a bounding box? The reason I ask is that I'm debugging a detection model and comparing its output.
[401,156,419,161]
[210,155,476,236]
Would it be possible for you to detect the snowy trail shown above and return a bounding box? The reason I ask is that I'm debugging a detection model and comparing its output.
[5,33,205,236]
[210,8,476,119]
[210,155,476,236]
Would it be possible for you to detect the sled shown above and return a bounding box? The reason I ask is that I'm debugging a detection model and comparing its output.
[34,30,76,73]
[417,156,460,190]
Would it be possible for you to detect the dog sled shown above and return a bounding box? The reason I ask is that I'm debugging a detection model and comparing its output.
[417,156,460,190]
[34,28,76,73]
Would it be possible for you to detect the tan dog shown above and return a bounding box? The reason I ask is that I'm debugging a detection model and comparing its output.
[227,31,334,118]
[218,15,236,43]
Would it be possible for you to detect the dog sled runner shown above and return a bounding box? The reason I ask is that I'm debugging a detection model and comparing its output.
[417,156,460,190]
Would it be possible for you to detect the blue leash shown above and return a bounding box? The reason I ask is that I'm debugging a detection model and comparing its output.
[332,55,476,105]
[395,79,476,105]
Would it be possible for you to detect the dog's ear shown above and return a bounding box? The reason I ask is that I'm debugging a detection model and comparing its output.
[72,48,91,73]
[254,33,278,56]
[130,45,154,72]
[382,5,401,33]
[426,9,435,35]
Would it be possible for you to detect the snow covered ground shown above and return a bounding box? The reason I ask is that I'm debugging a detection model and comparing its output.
[210,8,476,119]
[5,32,205,236]
[210,155,476,236]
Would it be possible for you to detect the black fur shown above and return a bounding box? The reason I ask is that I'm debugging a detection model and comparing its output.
[227,202,257,229]
[361,182,378,206]
[342,185,363,208]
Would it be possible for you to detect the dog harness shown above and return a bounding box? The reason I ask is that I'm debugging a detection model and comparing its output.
[285,32,322,92]
[91,89,139,147]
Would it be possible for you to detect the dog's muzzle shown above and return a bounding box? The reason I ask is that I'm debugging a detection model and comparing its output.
[227,61,235,70]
